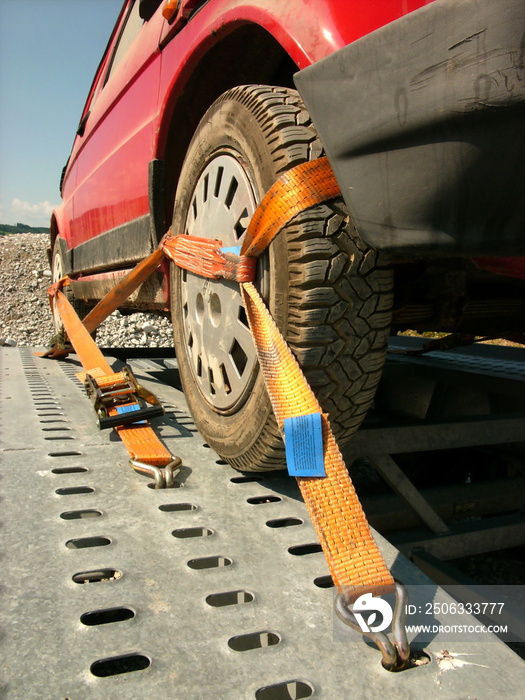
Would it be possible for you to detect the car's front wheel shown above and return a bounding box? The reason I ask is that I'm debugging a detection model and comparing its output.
[170,85,393,471]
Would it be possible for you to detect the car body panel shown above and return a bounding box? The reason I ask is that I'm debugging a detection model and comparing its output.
[154,0,431,156]
[294,0,525,258]
[56,0,431,261]
[51,0,524,327]
[69,4,165,252]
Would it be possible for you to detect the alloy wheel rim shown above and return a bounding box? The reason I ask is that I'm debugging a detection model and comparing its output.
[180,153,262,412]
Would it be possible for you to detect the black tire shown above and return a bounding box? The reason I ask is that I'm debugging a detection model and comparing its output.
[170,85,393,471]
[50,237,93,344]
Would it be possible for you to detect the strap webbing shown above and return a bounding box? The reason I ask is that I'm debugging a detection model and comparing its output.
[82,248,166,334]
[242,282,393,590]
[52,288,173,467]
[162,235,256,282]
[45,155,394,593]
[241,157,341,256]
[236,159,394,591]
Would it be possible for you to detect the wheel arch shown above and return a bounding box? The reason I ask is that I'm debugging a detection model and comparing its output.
[156,23,298,233]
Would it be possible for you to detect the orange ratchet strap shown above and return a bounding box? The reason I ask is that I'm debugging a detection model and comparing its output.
[43,156,408,668]
[235,158,395,590]
[242,281,393,590]
[241,156,342,256]
[162,234,256,283]
[48,284,174,469]
[235,158,408,669]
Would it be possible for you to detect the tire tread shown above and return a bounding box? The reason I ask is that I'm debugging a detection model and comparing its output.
[178,86,393,472]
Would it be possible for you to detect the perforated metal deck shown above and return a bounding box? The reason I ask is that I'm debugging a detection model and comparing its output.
[1,346,524,699]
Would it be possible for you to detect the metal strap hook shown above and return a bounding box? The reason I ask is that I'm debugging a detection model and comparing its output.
[335,581,410,671]
[129,457,182,489]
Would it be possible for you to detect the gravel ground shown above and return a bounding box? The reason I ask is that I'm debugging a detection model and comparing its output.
[0,232,174,348]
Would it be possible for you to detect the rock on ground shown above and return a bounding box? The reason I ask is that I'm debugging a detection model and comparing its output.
[0,233,174,348]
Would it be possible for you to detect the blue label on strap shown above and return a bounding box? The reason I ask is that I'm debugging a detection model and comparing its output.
[116,403,146,425]
[283,412,325,477]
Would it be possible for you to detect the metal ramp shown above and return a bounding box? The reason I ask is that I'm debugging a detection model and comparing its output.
[1,346,524,699]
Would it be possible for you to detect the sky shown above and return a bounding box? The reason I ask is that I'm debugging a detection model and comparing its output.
[0,0,124,227]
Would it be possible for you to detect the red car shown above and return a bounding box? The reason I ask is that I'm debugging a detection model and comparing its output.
[51,0,525,471]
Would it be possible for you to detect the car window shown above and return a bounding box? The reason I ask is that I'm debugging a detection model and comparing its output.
[104,0,145,85]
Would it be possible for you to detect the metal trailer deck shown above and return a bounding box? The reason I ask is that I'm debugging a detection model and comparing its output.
[1,344,524,699]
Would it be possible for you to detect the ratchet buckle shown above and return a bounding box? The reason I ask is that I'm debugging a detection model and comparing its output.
[84,366,165,429]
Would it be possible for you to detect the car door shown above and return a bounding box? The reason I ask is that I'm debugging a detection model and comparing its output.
[69,0,165,274]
